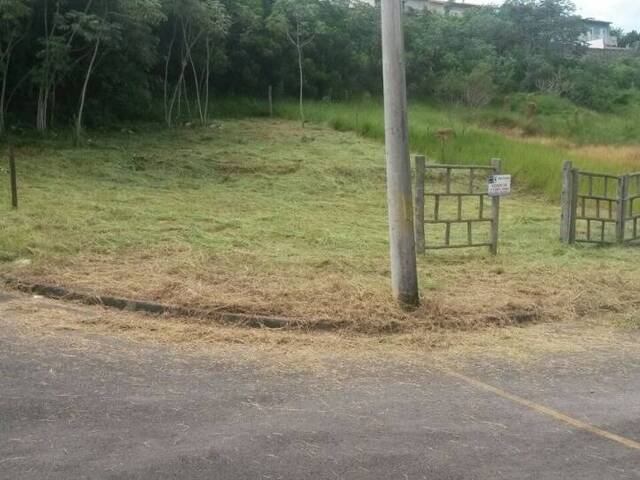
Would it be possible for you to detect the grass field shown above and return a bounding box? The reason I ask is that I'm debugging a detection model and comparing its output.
[267,95,640,198]
[2,117,640,331]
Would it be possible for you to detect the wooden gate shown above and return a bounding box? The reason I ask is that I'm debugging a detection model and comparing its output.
[624,173,640,243]
[413,156,501,255]
[561,160,640,245]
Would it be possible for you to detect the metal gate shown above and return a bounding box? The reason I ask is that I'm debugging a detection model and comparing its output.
[413,156,501,255]
[561,160,640,245]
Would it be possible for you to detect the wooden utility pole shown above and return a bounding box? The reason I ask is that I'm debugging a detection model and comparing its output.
[380,0,419,307]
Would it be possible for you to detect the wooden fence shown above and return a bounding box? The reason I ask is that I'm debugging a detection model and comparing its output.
[414,156,501,255]
[561,160,640,245]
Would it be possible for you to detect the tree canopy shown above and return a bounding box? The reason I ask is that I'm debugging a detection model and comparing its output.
[1,0,639,135]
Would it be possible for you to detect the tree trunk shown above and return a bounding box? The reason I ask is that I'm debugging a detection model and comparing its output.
[203,37,211,125]
[167,55,189,127]
[36,86,49,132]
[186,37,204,125]
[50,87,56,128]
[0,54,8,136]
[75,37,101,146]
[182,74,191,120]
[164,22,177,127]
[297,41,304,128]
[0,37,15,137]
[37,0,51,133]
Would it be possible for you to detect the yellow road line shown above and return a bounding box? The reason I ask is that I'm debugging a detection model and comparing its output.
[443,368,640,451]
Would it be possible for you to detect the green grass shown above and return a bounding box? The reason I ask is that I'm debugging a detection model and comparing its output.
[241,95,640,199]
[1,117,640,328]
[467,93,640,145]
[618,313,640,330]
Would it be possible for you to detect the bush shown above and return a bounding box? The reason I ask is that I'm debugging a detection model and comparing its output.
[436,63,496,108]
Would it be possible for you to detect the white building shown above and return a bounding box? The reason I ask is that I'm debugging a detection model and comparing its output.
[582,18,618,49]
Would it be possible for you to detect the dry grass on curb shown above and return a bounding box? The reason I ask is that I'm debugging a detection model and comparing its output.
[4,292,640,378]
[3,119,640,336]
[6,249,640,336]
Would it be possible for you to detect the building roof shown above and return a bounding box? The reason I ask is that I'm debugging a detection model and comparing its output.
[584,18,612,26]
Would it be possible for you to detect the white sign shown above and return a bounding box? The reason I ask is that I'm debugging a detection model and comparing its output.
[488,175,511,197]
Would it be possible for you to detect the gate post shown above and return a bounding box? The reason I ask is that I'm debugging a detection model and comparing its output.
[414,156,426,254]
[568,168,579,244]
[560,161,573,243]
[616,174,629,243]
[490,158,502,255]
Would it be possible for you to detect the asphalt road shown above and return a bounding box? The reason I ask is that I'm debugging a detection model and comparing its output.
[1,292,640,479]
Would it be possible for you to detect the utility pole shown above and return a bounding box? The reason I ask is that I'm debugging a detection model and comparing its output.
[380,0,419,307]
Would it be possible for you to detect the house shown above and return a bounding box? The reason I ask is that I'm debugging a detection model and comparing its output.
[582,18,618,49]
[370,0,631,54]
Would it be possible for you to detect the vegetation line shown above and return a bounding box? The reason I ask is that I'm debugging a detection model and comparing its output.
[3,0,640,139]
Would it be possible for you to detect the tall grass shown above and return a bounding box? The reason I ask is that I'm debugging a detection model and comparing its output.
[237,97,640,199]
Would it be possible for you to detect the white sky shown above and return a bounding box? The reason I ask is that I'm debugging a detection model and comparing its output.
[473,1,640,31]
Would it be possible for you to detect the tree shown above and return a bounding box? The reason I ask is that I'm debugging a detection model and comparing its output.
[0,0,31,136]
[269,0,322,127]
[0,0,638,132]
[163,0,230,128]
[62,9,119,144]
[218,0,284,97]
[64,0,164,143]
[32,0,79,133]
[496,0,585,90]
[619,30,640,49]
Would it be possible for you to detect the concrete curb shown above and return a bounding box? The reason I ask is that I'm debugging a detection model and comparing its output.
[1,277,345,331]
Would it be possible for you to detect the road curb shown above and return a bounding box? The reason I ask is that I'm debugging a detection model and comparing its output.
[1,277,345,331]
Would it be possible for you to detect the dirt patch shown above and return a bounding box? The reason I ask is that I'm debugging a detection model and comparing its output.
[0,292,16,303]
[211,159,303,176]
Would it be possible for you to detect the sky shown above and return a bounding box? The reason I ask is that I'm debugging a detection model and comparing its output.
[472,0,640,31]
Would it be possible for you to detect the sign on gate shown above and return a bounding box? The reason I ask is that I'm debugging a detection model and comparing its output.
[488,175,512,197]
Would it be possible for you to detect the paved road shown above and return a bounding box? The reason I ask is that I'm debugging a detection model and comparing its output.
[1,292,640,479]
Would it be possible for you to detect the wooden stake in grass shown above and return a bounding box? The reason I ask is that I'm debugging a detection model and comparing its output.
[436,128,454,163]
[380,0,419,307]
[9,147,17,209]
[268,85,273,117]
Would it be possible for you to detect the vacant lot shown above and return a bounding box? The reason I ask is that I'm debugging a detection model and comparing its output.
[1,118,640,331]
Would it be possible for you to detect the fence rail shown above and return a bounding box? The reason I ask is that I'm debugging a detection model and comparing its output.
[414,156,501,254]
[561,161,640,245]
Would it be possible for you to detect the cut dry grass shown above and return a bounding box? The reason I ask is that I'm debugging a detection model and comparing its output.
[2,118,640,333]
[4,293,640,377]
